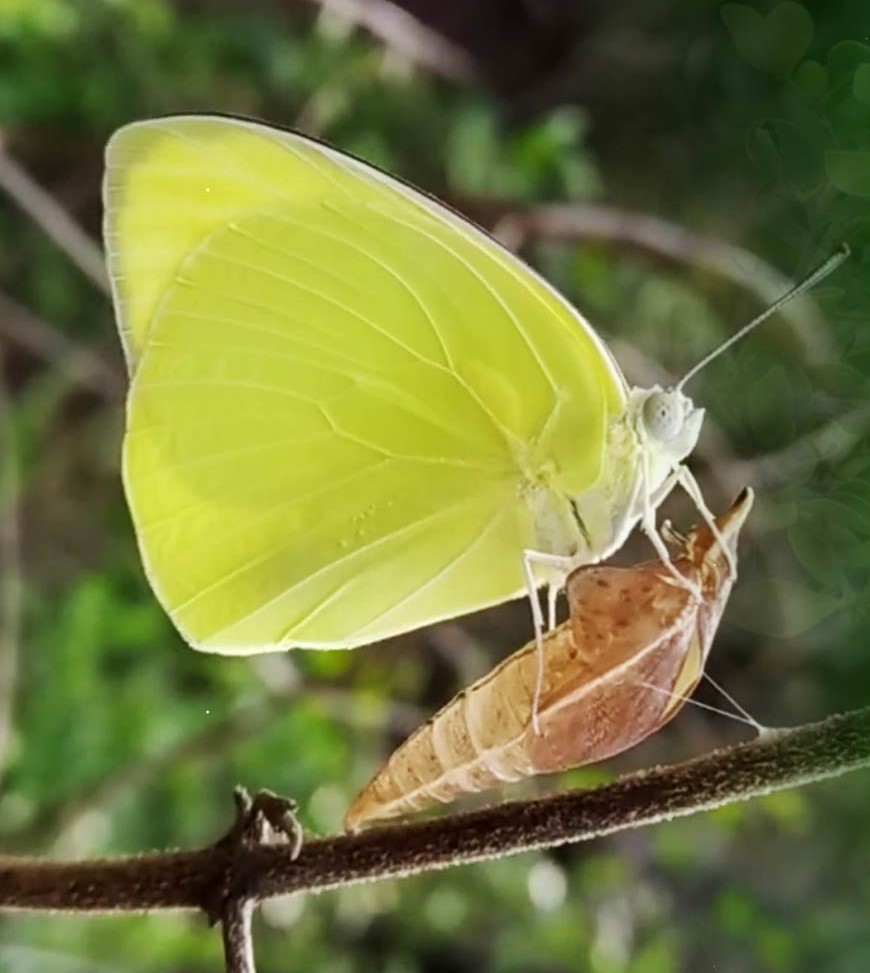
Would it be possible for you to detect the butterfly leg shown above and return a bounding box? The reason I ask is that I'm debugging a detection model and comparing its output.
[547,582,559,630]
[639,463,703,602]
[674,465,738,581]
[522,549,574,736]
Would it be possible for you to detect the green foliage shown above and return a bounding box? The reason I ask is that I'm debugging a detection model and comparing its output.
[721,2,813,77]
[0,0,868,970]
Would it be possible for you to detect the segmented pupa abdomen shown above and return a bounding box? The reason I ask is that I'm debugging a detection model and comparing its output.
[344,626,555,830]
[344,561,697,830]
[345,490,751,831]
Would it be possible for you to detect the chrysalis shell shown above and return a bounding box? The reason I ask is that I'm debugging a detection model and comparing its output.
[345,488,753,831]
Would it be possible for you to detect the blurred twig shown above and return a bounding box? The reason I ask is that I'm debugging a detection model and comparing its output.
[0,706,867,913]
[302,0,474,80]
[0,293,123,399]
[731,404,870,491]
[488,201,833,362]
[37,701,281,852]
[25,672,423,851]
[0,347,21,784]
[0,146,109,295]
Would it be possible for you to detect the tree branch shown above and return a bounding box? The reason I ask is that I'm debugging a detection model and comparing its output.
[221,897,256,973]
[0,347,22,787]
[299,0,474,80]
[0,706,867,913]
[211,788,303,973]
[482,200,834,364]
[0,292,123,399]
[0,146,109,295]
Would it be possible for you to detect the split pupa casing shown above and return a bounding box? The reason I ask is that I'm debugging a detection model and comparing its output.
[345,489,753,831]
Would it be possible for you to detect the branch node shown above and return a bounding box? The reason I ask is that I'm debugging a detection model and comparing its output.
[207,786,304,926]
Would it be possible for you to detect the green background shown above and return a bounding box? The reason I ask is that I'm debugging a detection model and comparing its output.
[0,1,868,970]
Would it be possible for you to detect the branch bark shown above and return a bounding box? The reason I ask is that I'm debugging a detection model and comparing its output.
[221,898,256,973]
[0,706,867,913]
[0,147,109,295]
[0,292,123,399]
[299,0,474,81]
[0,347,22,787]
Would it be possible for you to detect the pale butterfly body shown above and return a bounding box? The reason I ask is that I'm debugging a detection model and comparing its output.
[103,114,837,655]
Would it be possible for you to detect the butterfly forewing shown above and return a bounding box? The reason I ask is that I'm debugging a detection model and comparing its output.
[105,115,627,651]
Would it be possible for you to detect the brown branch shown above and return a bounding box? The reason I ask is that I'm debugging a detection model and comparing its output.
[729,404,870,491]
[300,0,474,80]
[211,788,304,973]
[0,292,123,399]
[0,147,109,295]
[0,706,867,913]
[0,347,21,785]
[483,200,833,364]
[221,897,256,973]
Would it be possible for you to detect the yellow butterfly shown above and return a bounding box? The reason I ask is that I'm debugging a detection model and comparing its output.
[103,114,845,654]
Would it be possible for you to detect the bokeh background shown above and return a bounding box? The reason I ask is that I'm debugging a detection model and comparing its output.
[1,0,869,970]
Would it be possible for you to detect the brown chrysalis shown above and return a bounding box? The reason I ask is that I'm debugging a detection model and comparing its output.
[345,488,753,831]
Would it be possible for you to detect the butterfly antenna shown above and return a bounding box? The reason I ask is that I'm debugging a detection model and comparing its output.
[702,672,767,735]
[634,680,760,730]
[677,243,851,392]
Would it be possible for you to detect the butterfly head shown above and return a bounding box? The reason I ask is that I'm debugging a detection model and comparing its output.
[636,386,704,467]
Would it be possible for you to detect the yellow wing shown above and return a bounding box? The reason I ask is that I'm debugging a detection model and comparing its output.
[104,115,626,652]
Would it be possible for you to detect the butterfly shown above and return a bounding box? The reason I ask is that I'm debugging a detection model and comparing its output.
[344,488,753,830]
[103,114,844,654]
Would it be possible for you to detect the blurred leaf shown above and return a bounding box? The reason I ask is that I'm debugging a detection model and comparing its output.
[789,517,850,588]
[826,41,870,147]
[826,150,870,197]
[758,789,810,833]
[853,63,870,106]
[747,118,823,194]
[802,494,870,536]
[715,889,756,936]
[827,40,870,90]
[745,364,798,448]
[807,361,868,398]
[793,59,827,103]
[721,2,813,76]
[758,927,799,972]
[629,934,677,973]
[729,574,844,637]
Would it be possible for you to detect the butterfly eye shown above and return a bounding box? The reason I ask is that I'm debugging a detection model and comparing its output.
[643,391,684,442]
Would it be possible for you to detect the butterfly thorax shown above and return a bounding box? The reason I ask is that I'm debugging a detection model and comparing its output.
[525,386,704,566]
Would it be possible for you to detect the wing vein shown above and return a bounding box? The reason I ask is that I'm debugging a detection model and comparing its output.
[182,250,439,369]
[352,500,511,635]
[186,489,505,632]
[137,456,392,537]
[314,203,523,449]
[151,123,355,204]
[367,203,563,446]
